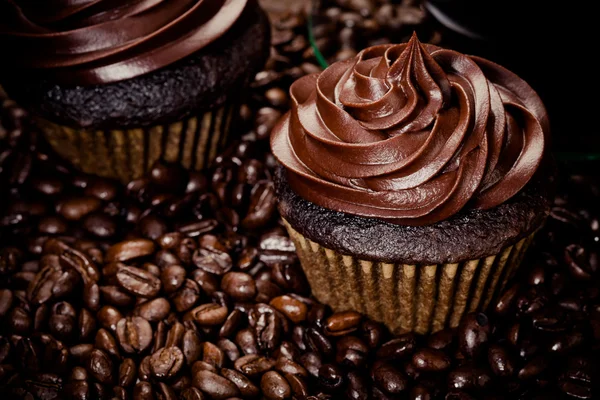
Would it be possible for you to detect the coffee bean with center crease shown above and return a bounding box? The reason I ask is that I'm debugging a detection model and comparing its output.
[116,316,153,354]
[150,346,184,379]
[193,370,240,400]
[107,239,155,262]
[234,354,276,376]
[116,265,161,297]
[189,303,228,326]
[377,334,417,360]
[118,358,137,388]
[86,349,113,385]
[193,240,233,275]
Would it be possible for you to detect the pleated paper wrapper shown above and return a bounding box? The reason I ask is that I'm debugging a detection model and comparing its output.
[39,102,238,183]
[284,219,535,335]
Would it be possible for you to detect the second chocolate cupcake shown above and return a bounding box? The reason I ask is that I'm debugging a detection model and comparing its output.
[271,34,553,334]
[0,0,270,182]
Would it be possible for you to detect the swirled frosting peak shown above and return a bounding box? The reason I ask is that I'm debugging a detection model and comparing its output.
[0,0,249,85]
[271,34,549,226]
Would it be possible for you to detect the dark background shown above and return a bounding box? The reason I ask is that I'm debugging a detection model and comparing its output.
[405,0,598,156]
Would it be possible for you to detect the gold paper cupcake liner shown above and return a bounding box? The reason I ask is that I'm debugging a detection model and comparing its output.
[39,102,238,182]
[283,219,535,335]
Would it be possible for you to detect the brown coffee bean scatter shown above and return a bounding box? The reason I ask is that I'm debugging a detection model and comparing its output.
[1,2,599,399]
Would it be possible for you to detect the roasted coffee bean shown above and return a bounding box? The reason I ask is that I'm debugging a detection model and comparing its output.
[190,303,228,326]
[270,295,307,323]
[275,356,308,377]
[161,265,186,294]
[118,358,137,388]
[133,381,155,400]
[518,355,549,380]
[335,336,368,368]
[193,243,233,276]
[150,346,184,379]
[116,265,161,297]
[83,212,117,238]
[459,313,491,359]
[221,272,256,301]
[235,328,259,355]
[377,334,416,360]
[203,342,225,369]
[234,354,276,376]
[412,349,451,372]
[97,305,123,332]
[139,215,168,241]
[116,316,153,354]
[56,196,102,221]
[371,360,408,395]
[221,368,260,398]
[217,338,240,363]
[192,370,240,400]
[346,370,369,399]
[318,363,344,391]
[171,279,201,312]
[219,309,245,338]
[305,327,333,356]
[100,285,135,307]
[107,239,155,262]
[70,343,94,365]
[300,352,322,378]
[427,329,455,351]
[549,328,585,353]
[261,370,292,400]
[447,364,492,391]
[487,344,515,377]
[95,328,121,358]
[182,329,203,365]
[134,298,171,322]
[86,349,113,385]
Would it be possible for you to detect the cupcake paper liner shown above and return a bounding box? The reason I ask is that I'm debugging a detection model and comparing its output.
[39,102,238,182]
[284,219,535,334]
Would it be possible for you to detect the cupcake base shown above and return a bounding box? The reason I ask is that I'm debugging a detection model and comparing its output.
[39,102,238,182]
[284,219,535,334]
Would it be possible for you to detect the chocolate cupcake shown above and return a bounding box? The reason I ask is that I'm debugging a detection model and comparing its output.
[271,34,553,334]
[0,0,270,182]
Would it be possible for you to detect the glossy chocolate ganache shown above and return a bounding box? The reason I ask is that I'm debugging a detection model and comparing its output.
[272,34,549,226]
[0,0,249,85]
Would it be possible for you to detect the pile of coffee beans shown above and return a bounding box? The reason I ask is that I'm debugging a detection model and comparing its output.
[310,0,441,64]
[1,2,599,399]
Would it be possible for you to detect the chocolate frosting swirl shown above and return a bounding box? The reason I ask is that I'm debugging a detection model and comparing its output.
[0,0,249,85]
[271,34,549,226]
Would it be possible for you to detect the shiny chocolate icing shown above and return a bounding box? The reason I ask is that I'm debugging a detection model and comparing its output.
[271,34,549,226]
[1,0,249,85]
